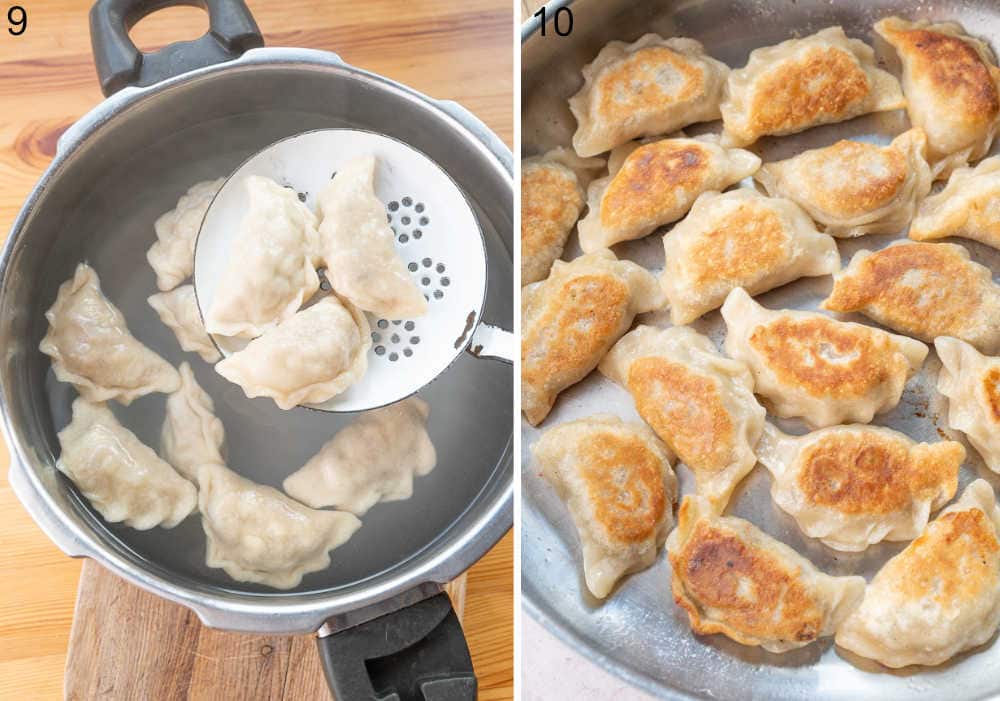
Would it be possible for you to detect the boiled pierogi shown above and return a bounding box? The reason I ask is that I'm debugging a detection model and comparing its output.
[161,363,225,482]
[147,178,223,292]
[283,397,436,515]
[57,398,196,530]
[215,295,370,410]
[599,325,764,512]
[148,284,221,363]
[757,423,963,552]
[533,414,677,599]
[40,263,179,405]
[316,155,427,320]
[198,462,361,589]
[205,175,320,339]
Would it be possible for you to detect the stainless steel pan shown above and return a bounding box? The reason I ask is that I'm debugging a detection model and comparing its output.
[3,1,513,698]
[522,1,1000,699]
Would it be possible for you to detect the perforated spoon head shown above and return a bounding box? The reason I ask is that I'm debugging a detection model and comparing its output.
[193,129,488,412]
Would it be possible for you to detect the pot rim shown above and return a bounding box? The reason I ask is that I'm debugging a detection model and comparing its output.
[0,46,513,634]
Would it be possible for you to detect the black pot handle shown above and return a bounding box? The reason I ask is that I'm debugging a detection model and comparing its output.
[89,0,264,96]
[317,593,476,701]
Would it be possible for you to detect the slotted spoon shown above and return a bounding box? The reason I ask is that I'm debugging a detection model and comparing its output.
[194,128,513,412]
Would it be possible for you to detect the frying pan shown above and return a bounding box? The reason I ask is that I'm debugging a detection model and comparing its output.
[522,1,1000,699]
[2,1,513,698]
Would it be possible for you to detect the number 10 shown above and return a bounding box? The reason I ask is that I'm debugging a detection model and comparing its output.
[533,5,573,37]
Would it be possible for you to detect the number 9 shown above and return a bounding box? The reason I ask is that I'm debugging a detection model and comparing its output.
[8,5,26,36]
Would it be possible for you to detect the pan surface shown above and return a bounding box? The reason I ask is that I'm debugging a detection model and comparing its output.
[522,1,1000,698]
[2,51,511,629]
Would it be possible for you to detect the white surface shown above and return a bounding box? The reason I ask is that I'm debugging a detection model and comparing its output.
[193,129,487,412]
[522,612,658,700]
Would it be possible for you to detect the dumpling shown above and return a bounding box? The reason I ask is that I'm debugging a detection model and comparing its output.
[909,157,1000,250]
[720,26,904,148]
[604,138,649,177]
[577,137,760,251]
[755,128,932,238]
[215,295,370,410]
[722,288,928,428]
[205,176,320,339]
[875,17,1000,176]
[197,462,361,589]
[667,495,865,652]
[599,325,764,511]
[147,178,223,292]
[569,34,729,157]
[757,423,963,552]
[532,414,677,599]
[57,398,196,530]
[935,336,1000,473]
[521,148,604,285]
[660,189,839,324]
[521,249,663,426]
[283,397,436,515]
[148,284,221,363]
[161,363,225,482]
[821,241,1000,352]
[836,479,1000,667]
[40,263,179,405]
[603,130,698,175]
[316,155,426,320]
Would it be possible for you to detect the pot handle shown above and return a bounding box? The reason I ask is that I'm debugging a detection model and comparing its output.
[316,592,476,701]
[89,0,264,96]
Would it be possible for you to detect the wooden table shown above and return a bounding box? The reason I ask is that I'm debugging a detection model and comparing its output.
[0,2,513,698]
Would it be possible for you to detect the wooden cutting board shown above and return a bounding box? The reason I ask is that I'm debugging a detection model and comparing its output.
[65,561,466,700]
[0,2,512,699]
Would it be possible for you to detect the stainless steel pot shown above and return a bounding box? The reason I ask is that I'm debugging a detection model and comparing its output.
[3,1,512,698]
[523,1,1000,700]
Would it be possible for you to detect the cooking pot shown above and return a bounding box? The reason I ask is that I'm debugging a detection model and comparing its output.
[2,1,513,698]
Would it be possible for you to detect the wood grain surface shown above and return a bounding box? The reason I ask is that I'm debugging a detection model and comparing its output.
[0,2,513,699]
[64,562,469,701]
